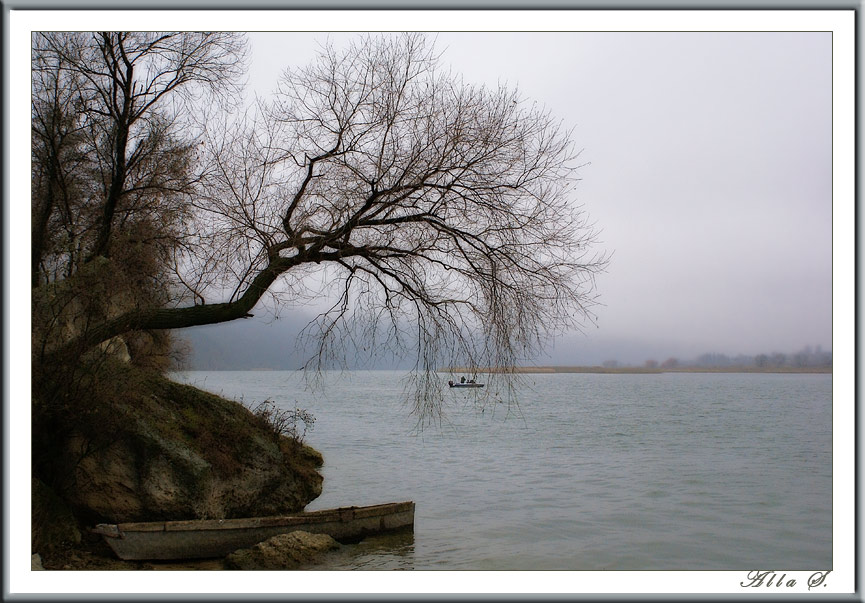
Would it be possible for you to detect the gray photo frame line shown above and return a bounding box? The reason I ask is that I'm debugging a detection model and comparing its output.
[6,1,858,601]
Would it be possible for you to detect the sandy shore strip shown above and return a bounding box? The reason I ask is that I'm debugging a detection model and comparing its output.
[442,366,831,375]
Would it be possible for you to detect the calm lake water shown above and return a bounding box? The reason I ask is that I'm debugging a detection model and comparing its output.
[174,370,832,571]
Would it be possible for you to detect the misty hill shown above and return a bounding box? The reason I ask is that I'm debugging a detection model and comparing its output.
[178,313,607,371]
[177,314,314,371]
[177,314,831,372]
[177,311,415,371]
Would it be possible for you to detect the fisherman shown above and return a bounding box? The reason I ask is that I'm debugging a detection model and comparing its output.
[461,376,466,384]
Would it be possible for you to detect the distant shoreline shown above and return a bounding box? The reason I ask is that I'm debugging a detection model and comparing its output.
[442,366,832,375]
[181,366,832,374]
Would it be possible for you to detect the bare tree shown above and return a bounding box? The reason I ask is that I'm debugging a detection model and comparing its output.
[32,31,247,270]
[33,32,607,423]
[31,31,248,357]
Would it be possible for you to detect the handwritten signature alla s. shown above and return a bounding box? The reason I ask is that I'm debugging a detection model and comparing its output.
[740,570,831,590]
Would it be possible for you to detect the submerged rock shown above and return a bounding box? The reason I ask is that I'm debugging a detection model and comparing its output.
[49,364,323,524]
[225,531,340,570]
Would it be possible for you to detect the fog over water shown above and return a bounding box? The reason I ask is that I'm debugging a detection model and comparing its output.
[186,31,833,368]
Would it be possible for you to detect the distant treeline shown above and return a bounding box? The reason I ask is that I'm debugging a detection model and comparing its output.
[604,345,832,371]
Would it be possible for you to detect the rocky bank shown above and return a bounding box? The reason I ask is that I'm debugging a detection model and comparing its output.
[32,362,325,568]
[225,531,341,570]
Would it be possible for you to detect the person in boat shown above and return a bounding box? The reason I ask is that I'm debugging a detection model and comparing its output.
[448,380,454,387]
[460,376,466,383]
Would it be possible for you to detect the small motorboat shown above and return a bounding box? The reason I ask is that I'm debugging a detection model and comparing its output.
[448,379,484,388]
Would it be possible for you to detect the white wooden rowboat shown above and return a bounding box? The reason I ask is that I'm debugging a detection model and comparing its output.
[92,501,415,560]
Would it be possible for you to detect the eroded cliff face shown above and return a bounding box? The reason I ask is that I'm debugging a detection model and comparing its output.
[43,365,323,524]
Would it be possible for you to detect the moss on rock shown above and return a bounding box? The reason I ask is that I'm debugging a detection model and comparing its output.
[40,361,323,524]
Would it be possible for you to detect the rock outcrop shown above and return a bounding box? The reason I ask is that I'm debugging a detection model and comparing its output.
[225,531,340,570]
[50,363,323,524]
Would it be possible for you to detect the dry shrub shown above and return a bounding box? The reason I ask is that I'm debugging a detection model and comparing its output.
[250,400,315,444]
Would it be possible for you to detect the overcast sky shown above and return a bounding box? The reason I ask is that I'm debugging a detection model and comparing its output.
[243,31,832,363]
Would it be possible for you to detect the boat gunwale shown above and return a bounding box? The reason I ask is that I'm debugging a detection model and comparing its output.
[97,501,414,534]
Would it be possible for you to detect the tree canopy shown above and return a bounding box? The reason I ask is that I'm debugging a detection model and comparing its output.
[32,32,607,422]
